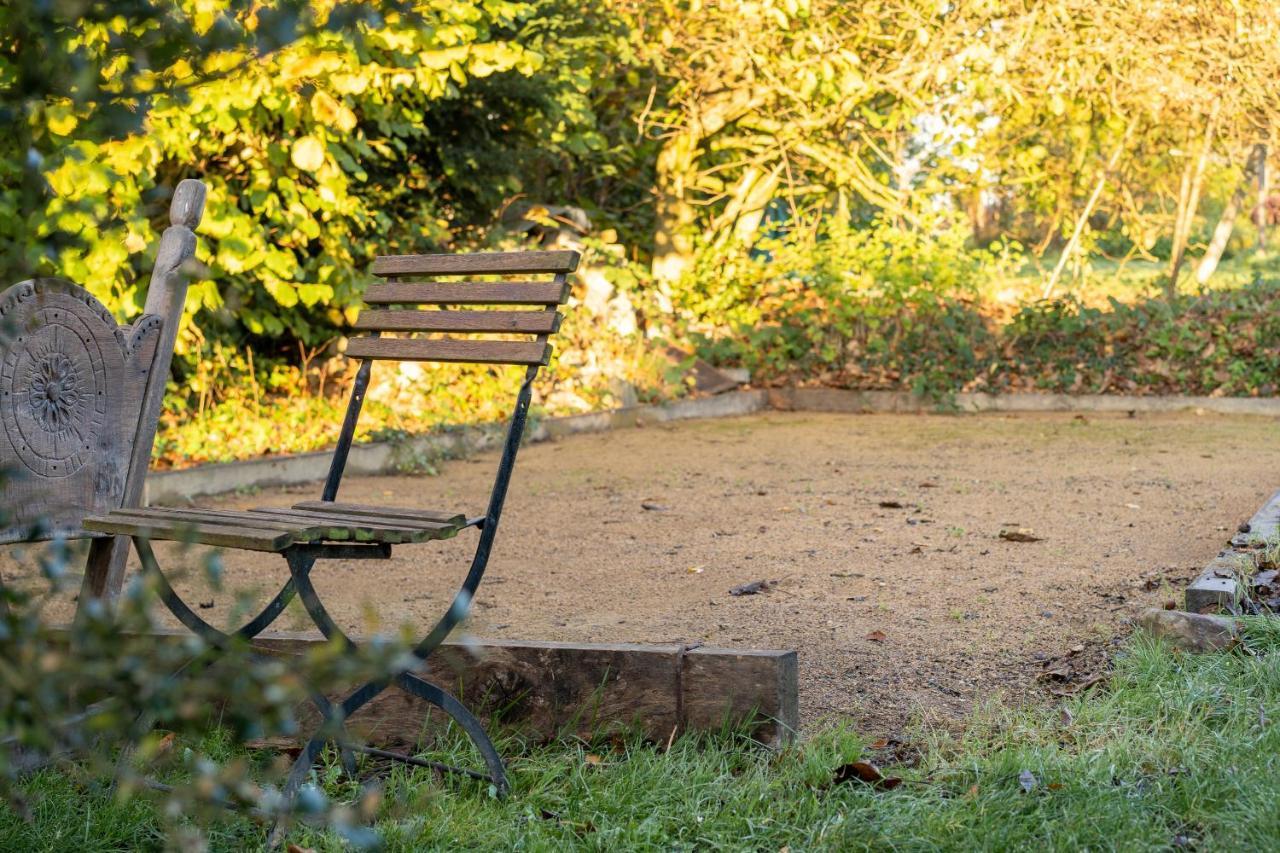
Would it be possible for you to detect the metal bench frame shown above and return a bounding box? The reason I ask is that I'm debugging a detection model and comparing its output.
[0,177,577,817]
[90,248,579,806]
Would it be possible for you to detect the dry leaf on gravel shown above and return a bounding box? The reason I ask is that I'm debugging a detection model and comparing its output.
[878,500,905,508]
[729,579,775,596]
[865,630,887,643]
[999,528,1043,542]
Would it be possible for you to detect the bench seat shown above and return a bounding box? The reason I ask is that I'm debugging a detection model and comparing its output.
[83,502,471,552]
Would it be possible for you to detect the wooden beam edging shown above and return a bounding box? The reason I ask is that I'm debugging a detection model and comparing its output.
[62,628,798,748]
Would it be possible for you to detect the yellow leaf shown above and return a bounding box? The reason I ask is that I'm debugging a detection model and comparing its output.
[291,136,326,171]
[46,104,78,136]
[310,91,357,133]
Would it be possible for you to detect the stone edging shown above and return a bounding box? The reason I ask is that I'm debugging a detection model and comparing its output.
[145,390,769,504]
[146,387,1280,503]
[1185,489,1280,613]
[768,387,1280,416]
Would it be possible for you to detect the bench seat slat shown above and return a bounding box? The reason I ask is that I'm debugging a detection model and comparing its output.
[344,337,550,366]
[247,507,455,532]
[83,503,468,551]
[372,251,578,277]
[353,309,561,334]
[363,281,568,306]
[291,502,464,525]
[83,512,295,552]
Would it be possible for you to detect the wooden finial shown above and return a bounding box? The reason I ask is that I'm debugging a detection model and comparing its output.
[169,179,207,229]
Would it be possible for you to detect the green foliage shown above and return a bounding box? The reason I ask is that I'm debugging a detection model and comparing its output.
[682,217,1021,396]
[8,629,1280,849]
[0,534,426,847]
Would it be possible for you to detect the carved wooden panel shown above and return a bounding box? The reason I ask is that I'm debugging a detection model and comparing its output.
[0,279,160,543]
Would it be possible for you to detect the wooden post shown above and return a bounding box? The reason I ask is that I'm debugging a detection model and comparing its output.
[80,180,206,606]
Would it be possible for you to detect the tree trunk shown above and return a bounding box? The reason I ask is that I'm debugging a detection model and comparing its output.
[1194,187,1244,285]
[651,89,764,292]
[1041,125,1131,300]
[1254,142,1269,254]
[1166,100,1221,298]
[651,131,702,302]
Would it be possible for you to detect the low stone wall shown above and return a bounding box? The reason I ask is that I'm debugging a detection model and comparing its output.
[147,387,1280,503]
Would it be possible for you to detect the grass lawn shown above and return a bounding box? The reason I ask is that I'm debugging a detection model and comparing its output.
[981,252,1280,311]
[5,619,1280,851]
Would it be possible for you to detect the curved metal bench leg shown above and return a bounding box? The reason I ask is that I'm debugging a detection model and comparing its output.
[117,538,300,785]
[135,536,297,646]
[396,672,507,794]
[283,547,509,796]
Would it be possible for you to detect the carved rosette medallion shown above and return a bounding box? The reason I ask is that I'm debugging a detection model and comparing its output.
[1,299,109,479]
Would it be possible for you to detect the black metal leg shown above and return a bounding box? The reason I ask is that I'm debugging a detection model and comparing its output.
[280,544,509,798]
[134,537,296,647]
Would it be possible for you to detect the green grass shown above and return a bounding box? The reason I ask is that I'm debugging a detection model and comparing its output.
[6,623,1280,851]
[981,252,1280,310]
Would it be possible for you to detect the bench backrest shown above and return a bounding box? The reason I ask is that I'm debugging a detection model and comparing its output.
[0,180,206,544]
[348,250,579,367]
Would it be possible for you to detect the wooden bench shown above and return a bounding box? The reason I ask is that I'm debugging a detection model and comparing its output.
[0,179,206,582]
[82,247,579,803]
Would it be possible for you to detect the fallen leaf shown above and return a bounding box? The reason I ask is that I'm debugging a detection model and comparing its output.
[868,738,889,749]
[730,580,774,596]
[878,500,904,508]
[865,630,887,643]
[640,501,669,512]
[1019,769,1038,793]
[155,732,176,756]
[999,529,1043,543]
[919,482,938,488]
[287,845,317,853]
[832,760,902,790]
[584,754,602,766]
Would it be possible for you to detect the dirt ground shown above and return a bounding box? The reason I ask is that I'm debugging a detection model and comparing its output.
[11,410,1280,737]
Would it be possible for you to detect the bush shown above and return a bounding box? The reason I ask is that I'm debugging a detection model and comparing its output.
[681,216,1020,398]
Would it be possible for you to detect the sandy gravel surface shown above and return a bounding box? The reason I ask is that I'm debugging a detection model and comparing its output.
[11,410,1280,736]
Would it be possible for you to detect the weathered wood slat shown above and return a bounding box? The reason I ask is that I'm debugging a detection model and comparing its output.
[353,309,561,334]
[345,337,550,366]
[246,509,461,544]
[291,502,464,525]
[363,281,568,306]
[371,251,579,277]
[249,507,455,532]
[83,512,293,552]
[119,506,301,533]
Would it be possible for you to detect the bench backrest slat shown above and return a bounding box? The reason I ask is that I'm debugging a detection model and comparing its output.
[363,281,567,305]
[371,250,579,277]
[344,337,550,366]
[353,309,562,335]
